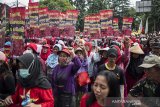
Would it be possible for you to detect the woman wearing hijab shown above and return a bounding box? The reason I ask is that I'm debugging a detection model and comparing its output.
[46,44,62,82]
[24,43,38,55]
[40,44,51,62]
[3,53,54,107]
[24,43,47,75]
[52,48,81,107]
[74,47,89,105]
[125,44,144,94]
[84,42,100,92]
[0,51,15,100]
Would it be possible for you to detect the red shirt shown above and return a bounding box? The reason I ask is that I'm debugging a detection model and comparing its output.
[9,84,54,107]
[80,94,123,107]
[80,94,103,107]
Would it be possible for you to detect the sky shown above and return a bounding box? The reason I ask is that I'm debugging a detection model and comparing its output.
[1,0,140,7]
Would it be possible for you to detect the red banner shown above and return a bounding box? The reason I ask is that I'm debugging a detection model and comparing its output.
[59,12,66,29]
[39,7,49,37]
[66,10,79,26]
[28,2,39,38]
[9,7,25,34]
[49,10,60,37]
[113,18,120,37]
[100,10,113,37]
[89,14,101,39]
[9,7,25,56]
[11,35,24,56]
[122,17,133,36]
[84,16,91,36]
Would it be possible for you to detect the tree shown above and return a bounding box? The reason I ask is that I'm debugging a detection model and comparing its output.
[74,0,87,31]
[39,0,74,12]
[150,0,160,32]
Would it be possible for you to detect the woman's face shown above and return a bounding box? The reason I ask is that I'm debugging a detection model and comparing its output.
[43,47,48,53]
[85,46,90,51]
[59,52,69,65]
[93,75,109,101]
[53,47,59,54]
[132,53,139,59]
[76,51,83,59]
[18,62,27,69]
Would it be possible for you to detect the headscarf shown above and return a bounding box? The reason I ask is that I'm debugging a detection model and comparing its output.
[46,44,62,68]
[25,43,37,53]
[53,44,62,51]
[40,45,51,61]
[17,53,51,89]
[85,42,92,57]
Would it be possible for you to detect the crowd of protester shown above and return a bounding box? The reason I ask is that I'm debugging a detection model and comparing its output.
[0,34,160,107]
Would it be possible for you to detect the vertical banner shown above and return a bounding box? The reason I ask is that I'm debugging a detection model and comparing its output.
[9,7,25,56]
[39,7,49,37]
[25,9,30,38]
[84,16,91,37]
[12,35,24,56]
[65,10,79,37]
[66,10,79,26]
[113,18,120,36]
[29,2,39,38]
[59,12,66,30]
[9,7,25,35]
[0,4,6,48]
[122,17,133,36]
[100,10,113,37]
[49,10,60,37]
[89,14,101,39]
[59,12,67,37]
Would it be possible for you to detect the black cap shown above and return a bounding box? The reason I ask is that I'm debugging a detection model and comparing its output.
[107,48,118,58]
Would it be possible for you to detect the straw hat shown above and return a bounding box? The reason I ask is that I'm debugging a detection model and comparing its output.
[130,44,144,54]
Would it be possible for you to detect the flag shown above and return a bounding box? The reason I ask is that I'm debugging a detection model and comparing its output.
[138,19,143,34]
[145,17,148,34]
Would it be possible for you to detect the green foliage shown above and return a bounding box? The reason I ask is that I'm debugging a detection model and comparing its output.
[150,0,160,32]
[39,0,74,11]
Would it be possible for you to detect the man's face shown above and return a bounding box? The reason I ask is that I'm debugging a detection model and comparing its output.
[108,55,117,64]
[145,67,160,82]
[152,48,160,56]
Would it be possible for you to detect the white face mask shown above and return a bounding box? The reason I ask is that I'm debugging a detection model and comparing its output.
[23,50,33,54]
[19,59,34,78]
[19,69,30,78]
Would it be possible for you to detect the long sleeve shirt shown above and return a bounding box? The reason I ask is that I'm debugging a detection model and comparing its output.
[9,84,54,107]
[52,56,81,96]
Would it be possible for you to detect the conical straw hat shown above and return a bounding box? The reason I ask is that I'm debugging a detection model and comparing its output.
[130,44,144,54]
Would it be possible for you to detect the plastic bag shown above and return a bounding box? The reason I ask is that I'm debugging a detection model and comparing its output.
[77,71,90,87]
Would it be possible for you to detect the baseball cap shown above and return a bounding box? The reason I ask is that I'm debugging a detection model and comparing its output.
[139,55,160,69]
[107,48,118,58]
[57,48,70,56]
